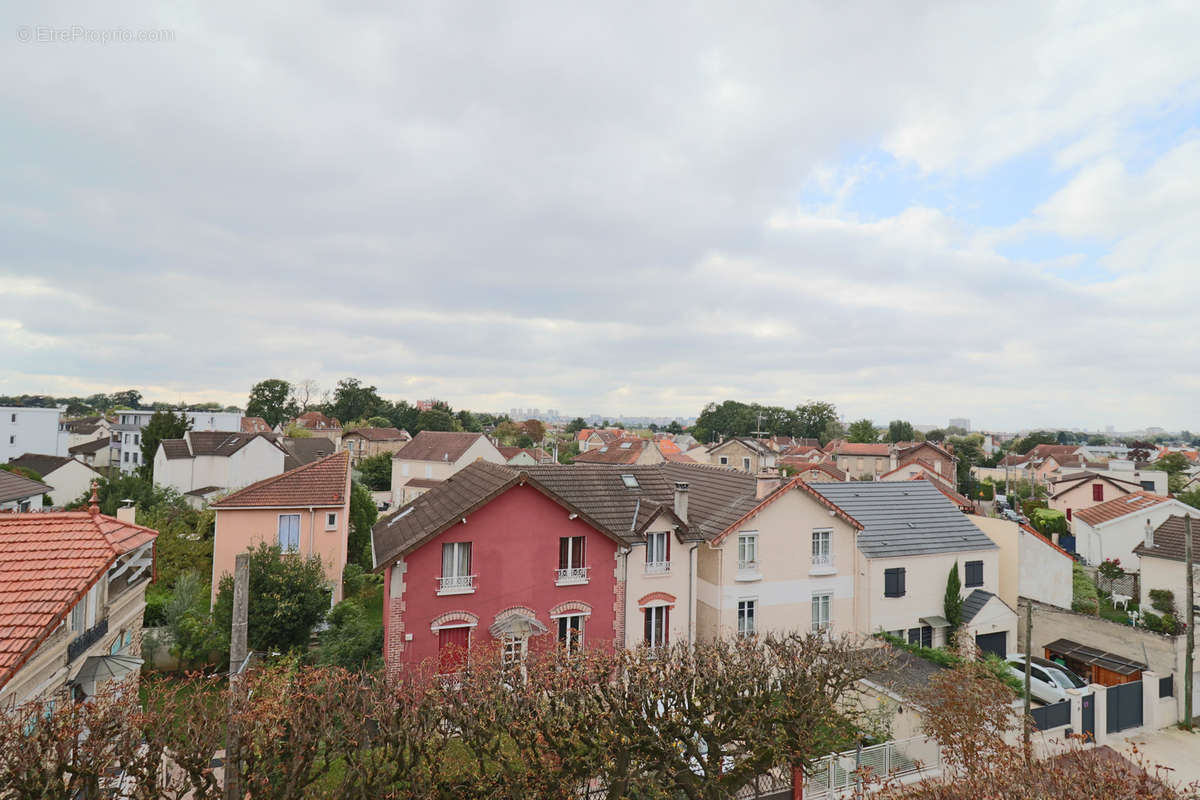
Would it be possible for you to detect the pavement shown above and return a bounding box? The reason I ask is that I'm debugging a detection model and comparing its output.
[1113,726,1200,788]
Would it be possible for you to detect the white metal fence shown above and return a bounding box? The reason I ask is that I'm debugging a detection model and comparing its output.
[806,736,941,799]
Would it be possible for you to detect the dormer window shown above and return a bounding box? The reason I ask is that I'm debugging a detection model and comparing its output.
[620,474,639,489]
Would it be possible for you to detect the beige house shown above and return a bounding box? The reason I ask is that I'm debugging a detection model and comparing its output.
[704,437,777,474]
[1048,472,1141,524]
[971,516,1074,611]
[390,431,505,505]
[6,454,100,507]
[1133,516,1200,614]
[290,411,343,446]
[342,427,412,466]
[0,502,157,708]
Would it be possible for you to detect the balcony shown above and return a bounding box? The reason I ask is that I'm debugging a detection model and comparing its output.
[436,574,476,595]
[736,559,761,582]
[644,560,671,576]
[809,552,836,576]
[555,567,590,586]
[67,618,108,663]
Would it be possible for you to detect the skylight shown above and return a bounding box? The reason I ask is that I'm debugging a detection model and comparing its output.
[621,474,640,489]
[620,442,633,449]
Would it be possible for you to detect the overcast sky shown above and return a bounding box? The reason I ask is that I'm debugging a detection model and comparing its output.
[3,3,1198,430]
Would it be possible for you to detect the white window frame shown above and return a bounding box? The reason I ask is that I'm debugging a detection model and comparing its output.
[325,511,338,530]
[742,456,751,472]
[811,591,832,633]
[277,513,301,552]
[737,532,759,579]
[719,456,728,465]
[439,541,475,594]
[644,605,668,648]
[737,599,757,637]
[811,529,834,573]
[557,614,585,654]
[645,532,669,574]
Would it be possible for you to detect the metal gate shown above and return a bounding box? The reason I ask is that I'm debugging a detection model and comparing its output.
[1031,700,1071,731]
[1107,680,1143,733]
[975,631,1007,659]
[1081,693,1095,740]
[1059,533,1076,553]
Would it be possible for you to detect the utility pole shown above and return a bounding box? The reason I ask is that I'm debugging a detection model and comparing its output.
[225,553,250,800]
[1023,599,1033,766]
[1186,516,1194,730]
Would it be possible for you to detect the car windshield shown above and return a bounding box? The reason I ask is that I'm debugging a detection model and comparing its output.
[1044,664,1086,689]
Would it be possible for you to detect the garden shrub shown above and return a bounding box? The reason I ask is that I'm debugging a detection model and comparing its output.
[1071,563,1098,614]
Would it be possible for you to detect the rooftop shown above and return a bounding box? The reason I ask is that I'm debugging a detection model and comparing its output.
[1133,515,1200,563]
[393,431,487,463]
[211,451,350,509]
[0,470,52,504]
[1073,491,1174,527]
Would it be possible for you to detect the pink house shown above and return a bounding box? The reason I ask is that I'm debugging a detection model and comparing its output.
[372,461,627,677]
[210,452,351,604]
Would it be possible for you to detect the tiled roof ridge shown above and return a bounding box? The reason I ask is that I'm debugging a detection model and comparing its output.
[211,450,349,507]
[1074,490,1173,526]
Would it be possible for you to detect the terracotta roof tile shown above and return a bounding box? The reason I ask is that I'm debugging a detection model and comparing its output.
[573,440,647,464]
[1073,490,1173,527]
[211,451,349,508]
[241,417,272,433]
[344,427,409,442]
[828,442,890,457]
[0,512,157,690]
[393,431,487,463]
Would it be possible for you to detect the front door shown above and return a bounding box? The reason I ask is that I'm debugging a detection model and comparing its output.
[1081,694,1095,741]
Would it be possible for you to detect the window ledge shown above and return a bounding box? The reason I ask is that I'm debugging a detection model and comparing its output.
[555,577,589,587]
[436,587,476,596]
[808,566,837,576]
[735,569,762,583]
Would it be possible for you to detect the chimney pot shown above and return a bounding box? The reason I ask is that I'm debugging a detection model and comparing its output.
[117,503,137,524]
[756,468,782,499]
[673,481,689,524]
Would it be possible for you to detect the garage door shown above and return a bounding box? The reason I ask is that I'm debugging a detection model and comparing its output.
[975,631,1007,659]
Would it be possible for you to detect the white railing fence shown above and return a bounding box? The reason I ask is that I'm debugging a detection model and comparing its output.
[806,736,941,799]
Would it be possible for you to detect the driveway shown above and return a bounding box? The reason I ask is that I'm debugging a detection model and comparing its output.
[1114,726,1200,788]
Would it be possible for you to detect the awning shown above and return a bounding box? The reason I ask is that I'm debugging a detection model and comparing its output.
[1043,638,1145,676]
[920,615,950,628]
[488,615,549,639]
[73,654,143,686]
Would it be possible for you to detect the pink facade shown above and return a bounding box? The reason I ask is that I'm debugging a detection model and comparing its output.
[384,484,622,676]
[211,504,349,603]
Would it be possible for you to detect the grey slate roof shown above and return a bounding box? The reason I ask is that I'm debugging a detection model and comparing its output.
[7,454,87,478]
[371,461,761,569]
[809,481,997,558]
[865,648,946,699]
[69,437,110,456]
[961,588,994,624]
[0,470,52,503]
[281,437,337,471]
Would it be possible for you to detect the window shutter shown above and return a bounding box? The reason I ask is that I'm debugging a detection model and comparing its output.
[559,537,569,570]
[1093,484,1103,502]
[644,609,652,645]
[443,543,454,577]
[665,533,671,561]
[460,543,472,576]
[898,568,906,596]
[663,606,669,644]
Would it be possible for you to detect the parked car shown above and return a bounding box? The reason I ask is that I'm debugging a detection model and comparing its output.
[1000,508,1021,522]
[1006,654,1090,704]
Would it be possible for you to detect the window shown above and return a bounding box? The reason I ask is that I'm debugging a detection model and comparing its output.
[965,560,984,588]
[558,615,584,653]
[424,464,433,479]
[437,626,470,674]
[811,592,832,633]
[812,529,832,568]
[620,474,640,489]
[1092,484,1104,502]
[325,511,338,530]
[9,413,15,423]
[557,536,587,583]
[1140,480,1155,492]
[644,606,668,647]
[9,435,15,445]
[133,434,140,445]
[884,568,906,597]
[907,626,932,647]
[737,600,757,637]
[742,457,751,472]
[719,456,728,465]
[1066,508,1072,521]
[738,533,758,570]
[440,542,473,592]
[70,597,86,632]
[401,463,410,477]
[646,531,669,573]
[278,514,301,552]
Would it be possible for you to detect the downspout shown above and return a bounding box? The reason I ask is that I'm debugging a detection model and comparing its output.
[688,542,699,643]
[309,507,316,555]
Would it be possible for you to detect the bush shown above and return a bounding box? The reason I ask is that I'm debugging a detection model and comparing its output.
[875,633,1023,696]
[977,482,995,501]
[318,600,384,671]
[1097,558,1124,582]
[1072,563,1099,614]
[1030,507,1067,537]
[1149,588,1177,617]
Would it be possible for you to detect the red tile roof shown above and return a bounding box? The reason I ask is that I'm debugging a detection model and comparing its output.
[241,416,272,433]
[294,411,341,430]
[791,461,848,481]
[828,442,890,457]
[211,451,349,509]
[394,431,488,463]
[343,427,409,442]
[1073,491,1174,527]
[0,511,157,690]
[573,440,647,464]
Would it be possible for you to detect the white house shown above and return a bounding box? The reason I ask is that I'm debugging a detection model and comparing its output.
[1073,491,1200,570]
[153,431,288,496]
[1,406,64,463]
[810,481,1016,657]
[5,454,100,507]
[111,409,246,473]
[390,431,505,505]
[0,469,51,511]
[1133,515,1200,613]
[971,515,1074,611]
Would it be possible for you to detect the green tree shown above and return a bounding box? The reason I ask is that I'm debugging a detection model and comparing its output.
[357,452,392,491]
[944,562,963,632]
[109,389,143,409]
[1013,430,1057,454]
[139,409,191,474]
[886,420,916,443]
[213,543,331,656]
[925,428,946,442]
[1151,452,1191,492]
[847,418,879,443]
[328,378,384,424]
[415,408,456,432]
[456,409,482,432]
[158,571,222,668]
[1178,487,1200,510]
[318,599,383,671]
[246,379,299,427]
[383,400,420,434]
[565,417,587,434]
[347,482,379,570]
[666,420,683,435]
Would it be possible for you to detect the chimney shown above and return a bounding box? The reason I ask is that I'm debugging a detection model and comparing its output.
[87,480,100,516]
[1144,519,1154,549]
[756,468,782,499]
[889,444,898,471]
[117,501,137,525]
[673,482,689,524]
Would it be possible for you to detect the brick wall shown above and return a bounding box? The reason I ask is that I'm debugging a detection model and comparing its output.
[385,560,408,682]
